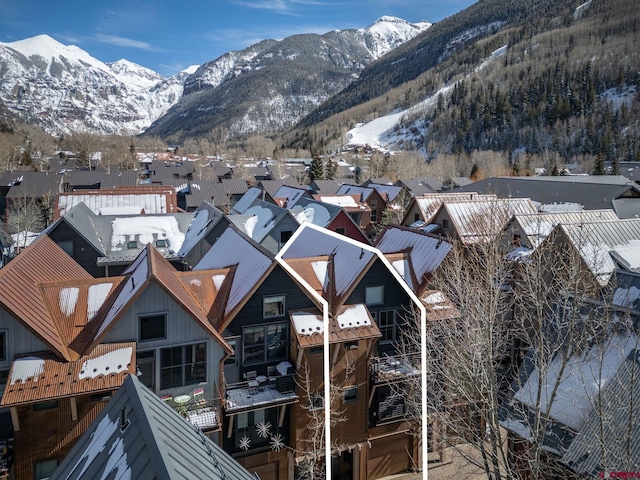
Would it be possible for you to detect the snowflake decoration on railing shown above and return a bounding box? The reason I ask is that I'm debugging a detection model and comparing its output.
[238,435,251,451]
[256,420,272,438]
[270,433,285,451]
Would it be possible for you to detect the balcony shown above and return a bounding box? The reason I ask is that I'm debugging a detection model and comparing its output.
[369,353,420,384]
[224,373,298,413]
[164,392,222,432]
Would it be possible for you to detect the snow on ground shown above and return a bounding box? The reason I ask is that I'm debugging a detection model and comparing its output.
[599,85,636,112]
[346,83,454,151]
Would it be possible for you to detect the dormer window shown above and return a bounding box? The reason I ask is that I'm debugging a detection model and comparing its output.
[126,240,138,249]
[155,239,168,248]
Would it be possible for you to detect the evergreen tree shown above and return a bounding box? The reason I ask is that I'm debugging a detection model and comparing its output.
[593,152,606,175]
[309,156,324,182]
[324,158,337,180]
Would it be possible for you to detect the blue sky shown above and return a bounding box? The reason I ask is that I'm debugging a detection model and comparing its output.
[1,0,477,77]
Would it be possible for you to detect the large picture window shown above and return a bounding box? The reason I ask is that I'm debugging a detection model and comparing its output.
[139,314,166,342]
[374,309,397,343]
[160,343,206,389]
[263,295,285,318]
[243,322,288,365]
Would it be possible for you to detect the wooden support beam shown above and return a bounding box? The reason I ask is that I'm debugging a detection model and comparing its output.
[279,405,287,427]
[70,397,78,422]
[9,407,19,432]
[368,384,378,408]
[227,413,235,438]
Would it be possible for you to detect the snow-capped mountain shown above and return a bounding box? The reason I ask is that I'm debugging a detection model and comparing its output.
[0,35,191,135]
[146,16,430,140]
[0,17,428,138]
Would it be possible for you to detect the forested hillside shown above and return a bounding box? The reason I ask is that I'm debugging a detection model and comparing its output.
[290,0,640,170]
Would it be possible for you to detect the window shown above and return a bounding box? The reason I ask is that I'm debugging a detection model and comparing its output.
[376,385,406,422]
[0,369,8,399]
[442,219,449,230]
[160,343,206,389]
[224,338,237,365]
[139,314,166,342]
[370,209,378,222]
[365,286,384,306]
[126,240,138,249]
[243,322,288,365]
[335,227,346,235]
[343,386,358,403]
[34,458,58,480]
[155,238,169,248]
[414,213,420,222]
[0,331,6,361]
[234,408,280,452]
[280,230,293,246]
[512,234,521,246]
[57,240,73,256]
[137,350,156,390]
[309,393,324,411]
[374,310,398,343]
[263,295,285,318]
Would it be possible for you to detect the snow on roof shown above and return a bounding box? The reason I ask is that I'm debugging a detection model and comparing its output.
[10,356,45,384]
[514,332,638,431]
[110,216,185,252]
[87,283,113,321]
[336,304,371,329]
[292,311,324,336]
[318,195,359,208]
[539,202,584,213]
[423,291,446,305]
[67,414,123,479]
[59,287,79,317]
[78,347,133,380]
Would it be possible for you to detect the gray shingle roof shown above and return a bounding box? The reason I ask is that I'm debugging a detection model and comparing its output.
[51,375,256,480]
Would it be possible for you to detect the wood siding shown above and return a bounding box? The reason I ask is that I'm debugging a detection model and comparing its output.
[101,282,226,400]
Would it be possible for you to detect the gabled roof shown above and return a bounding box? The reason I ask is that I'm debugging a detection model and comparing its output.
[336,184,378,203]
[311,179,343,194]
[227,199,293,243]
[259,178,301,198]
[194,225,275,323]
[0,235,94,360]
[56,186,179,219]
[231,186,264,214]
[561,346,640,477]
[1,342,135,407]
[92,245,232,355]
[439,198,538,244]
[375,225,452,295]
[177,202,227,257]
[453,176,640,216]
[367,183,403,202]
[279,225,378,314]
[60,170,138,188]
[1,170,61,198]
[421,290,461,322]
[289,197,342,227]
[396,177,441,195]
[554,219,640,285]
[290,304,381,347]
[220,177,249,195]
[273,185,309,207]
[42,202,107,255]
[507,209,619,250]
[51,374,256,480]
[405,192,496,224]
[312,193,371,213]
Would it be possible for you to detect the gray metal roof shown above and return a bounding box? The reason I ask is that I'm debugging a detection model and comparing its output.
[272,185,309,207]
[289,197,342,227]
[310,179,343,194]
[177,203,227,257]
[367,183,403,202]
[2,170,61,198]
[51,374,256,480]
[453,176,640,213]
[397,178,441,195]
[60,170,138,188]
[336,184,375,202]
[281,224,375,298]
[231,186,264,214]
[259,178,300,198]
[220,178,249,195]
[45,202,107,255]
[194,225,274,317]
[227,199,293,244]
[375,225,452,293]
[561,348,640,477]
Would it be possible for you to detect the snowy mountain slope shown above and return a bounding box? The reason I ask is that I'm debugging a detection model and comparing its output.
[145,16,430,140]
[0,35,191,135]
